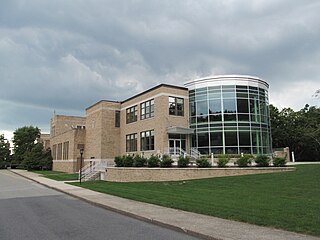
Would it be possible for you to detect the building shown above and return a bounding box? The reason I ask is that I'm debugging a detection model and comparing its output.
[184,75,272,155]
[46,75,272,173]
[49,84,192,172]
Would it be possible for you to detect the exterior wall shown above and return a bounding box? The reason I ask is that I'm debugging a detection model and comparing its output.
[120,85,189,158]
[50,114,86,137]
[39,133,50,150]
[185,75,272,155]
[85,101,121,163]
[105,167,295,182]
[51,129,86,173]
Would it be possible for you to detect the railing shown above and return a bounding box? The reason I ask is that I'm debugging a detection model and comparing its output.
[166,147,201,159]
[80,160,108,182]
[190,147,201,159]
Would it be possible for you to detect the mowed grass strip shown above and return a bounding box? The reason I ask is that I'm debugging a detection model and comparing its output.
[33,170,79,181]
[71,165,320,236]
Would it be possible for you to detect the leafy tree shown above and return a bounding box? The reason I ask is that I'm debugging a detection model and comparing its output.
[23,143,52,170]
[12,126,40,166]
[0,134,11,168]
[270,104,320,161]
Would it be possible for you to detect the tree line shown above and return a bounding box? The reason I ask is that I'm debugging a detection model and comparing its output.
[0,126,52,170]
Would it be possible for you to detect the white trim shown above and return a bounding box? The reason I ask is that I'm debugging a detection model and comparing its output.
[53,159,77,163]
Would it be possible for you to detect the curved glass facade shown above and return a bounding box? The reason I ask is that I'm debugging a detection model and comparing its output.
[185,75,272,155]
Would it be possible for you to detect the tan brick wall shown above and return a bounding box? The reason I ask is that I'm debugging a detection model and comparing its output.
[105,167,296,182]
[52,161,77,173]
[120,85,189,157]
[85,101,121,160]
[51,114,86,137]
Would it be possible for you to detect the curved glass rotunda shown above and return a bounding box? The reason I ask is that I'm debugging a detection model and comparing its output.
[184,75,272,155]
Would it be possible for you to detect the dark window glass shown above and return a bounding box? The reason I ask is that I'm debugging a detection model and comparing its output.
[190,102,196,116]
[210,131,223,146]
[225,147,238,154]
[209,114,222,122]
[239,131,251,146]
[238,114,249,121]
[115,111,120,127]
[140,130,154,151]
[198,132,209,147]
[224,131,238,146]
[169,97,184,116]
[223,114,236,121]
[197,115,208,123]
[237,99,249,113]
[126,133,137,152]
[126,106,137,124]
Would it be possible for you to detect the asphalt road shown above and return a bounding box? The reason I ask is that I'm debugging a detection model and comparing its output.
[0,170,199,240]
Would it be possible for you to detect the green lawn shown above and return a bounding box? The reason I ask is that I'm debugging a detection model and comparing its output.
[71,165,320,236]
[33,170,79,181]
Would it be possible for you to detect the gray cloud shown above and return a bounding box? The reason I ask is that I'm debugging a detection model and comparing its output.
[1,0,320,134]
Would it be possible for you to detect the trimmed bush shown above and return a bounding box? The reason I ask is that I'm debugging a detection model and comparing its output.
[123,155,134,167]
[273,157,287,167]
[133,155,147,167]
[114,156,124,167]
[178,156,190,168]
[255,155,270,167]
[147,155,160,168]
[196,157,211,168]
[217,155,229,168]
[236,155,252,168]
[160,154,174,168]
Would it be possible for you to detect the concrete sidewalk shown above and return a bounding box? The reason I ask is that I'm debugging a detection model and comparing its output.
[10,169,319,240]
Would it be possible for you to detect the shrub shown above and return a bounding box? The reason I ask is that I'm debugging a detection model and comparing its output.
[255,155,270,167]
[236,155,252,167]
[196,157,211,168]
[123,155,134,167]
[114,156,124,167]
[178,155,190,168]
[133,155,147,167]
[147,155,160,168]
[160,154,174,168]
[217,155,229,168]
[273,157,287,167]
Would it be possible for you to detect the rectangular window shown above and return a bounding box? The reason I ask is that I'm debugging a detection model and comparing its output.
[57,143,62,160]
[140,99,154,120]
[140,130,155,151]
[115,110,120,127]
[63,141,69,160]
[52,144,57,160]
[126,105,137,124]
[169,97,184,116]
[126,133,137,152]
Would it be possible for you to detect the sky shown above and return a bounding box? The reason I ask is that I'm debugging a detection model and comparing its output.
[1,0,319,141]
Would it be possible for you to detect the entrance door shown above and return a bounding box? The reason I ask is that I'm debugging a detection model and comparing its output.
[169,139,182,155]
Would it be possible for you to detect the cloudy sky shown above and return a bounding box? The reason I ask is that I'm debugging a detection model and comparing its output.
[1,0,319,140]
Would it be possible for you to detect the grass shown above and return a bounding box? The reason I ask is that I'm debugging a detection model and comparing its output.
[70,165,320,236]
[33,170,79,181]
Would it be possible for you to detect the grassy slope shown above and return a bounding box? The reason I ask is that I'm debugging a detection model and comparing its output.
[33,170,79,181]
[71,165,320,236]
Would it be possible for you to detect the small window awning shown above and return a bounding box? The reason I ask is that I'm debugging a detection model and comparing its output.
[167,126,194,135]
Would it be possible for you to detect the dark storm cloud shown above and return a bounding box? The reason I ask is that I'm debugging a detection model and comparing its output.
[0,0,319,135]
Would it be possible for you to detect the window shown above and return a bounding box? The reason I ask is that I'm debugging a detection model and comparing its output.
[140,99,154,120]
[126,133,137,152]
[52,144,57,160]
[57,143,62,160]
[169,97,184,116]
[63,141,69,160]
[140,130,155,151]
[126,105,137,124]
[115,111,120,127]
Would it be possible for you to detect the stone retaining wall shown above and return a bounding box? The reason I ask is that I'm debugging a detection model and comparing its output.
[105,167,295,182]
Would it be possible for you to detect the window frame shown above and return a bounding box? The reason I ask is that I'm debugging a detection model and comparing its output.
[169,96,184,116]
[126,105,138,124]
[126,133,137,152]
[140,99,154,120]
[140,130,155,151]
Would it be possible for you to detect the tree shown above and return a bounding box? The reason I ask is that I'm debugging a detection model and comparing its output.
[0,134,11,168]
[12,126,40,166]
[270,104,320,161]
[23,142,52,170]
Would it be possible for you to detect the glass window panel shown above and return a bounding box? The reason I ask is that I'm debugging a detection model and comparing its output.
[225,147,238,154]
[237,99,249,113]
[224,131,238,146]
[196,100,208,115]
[238,114,249,121]
[209,114,222,122]
[208,92,221,99]
[222,85,234,90]
[223,113,236,121]
[239,147,251,154]
[212,148,223,154]
[239,131,251,146]
[209,99,221,114]
[198,132,209,147]
[236,93,248,98]
[197,115,208,123]
[223,99,236,113]
[222,92,235,98]
[210,131,223,146]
